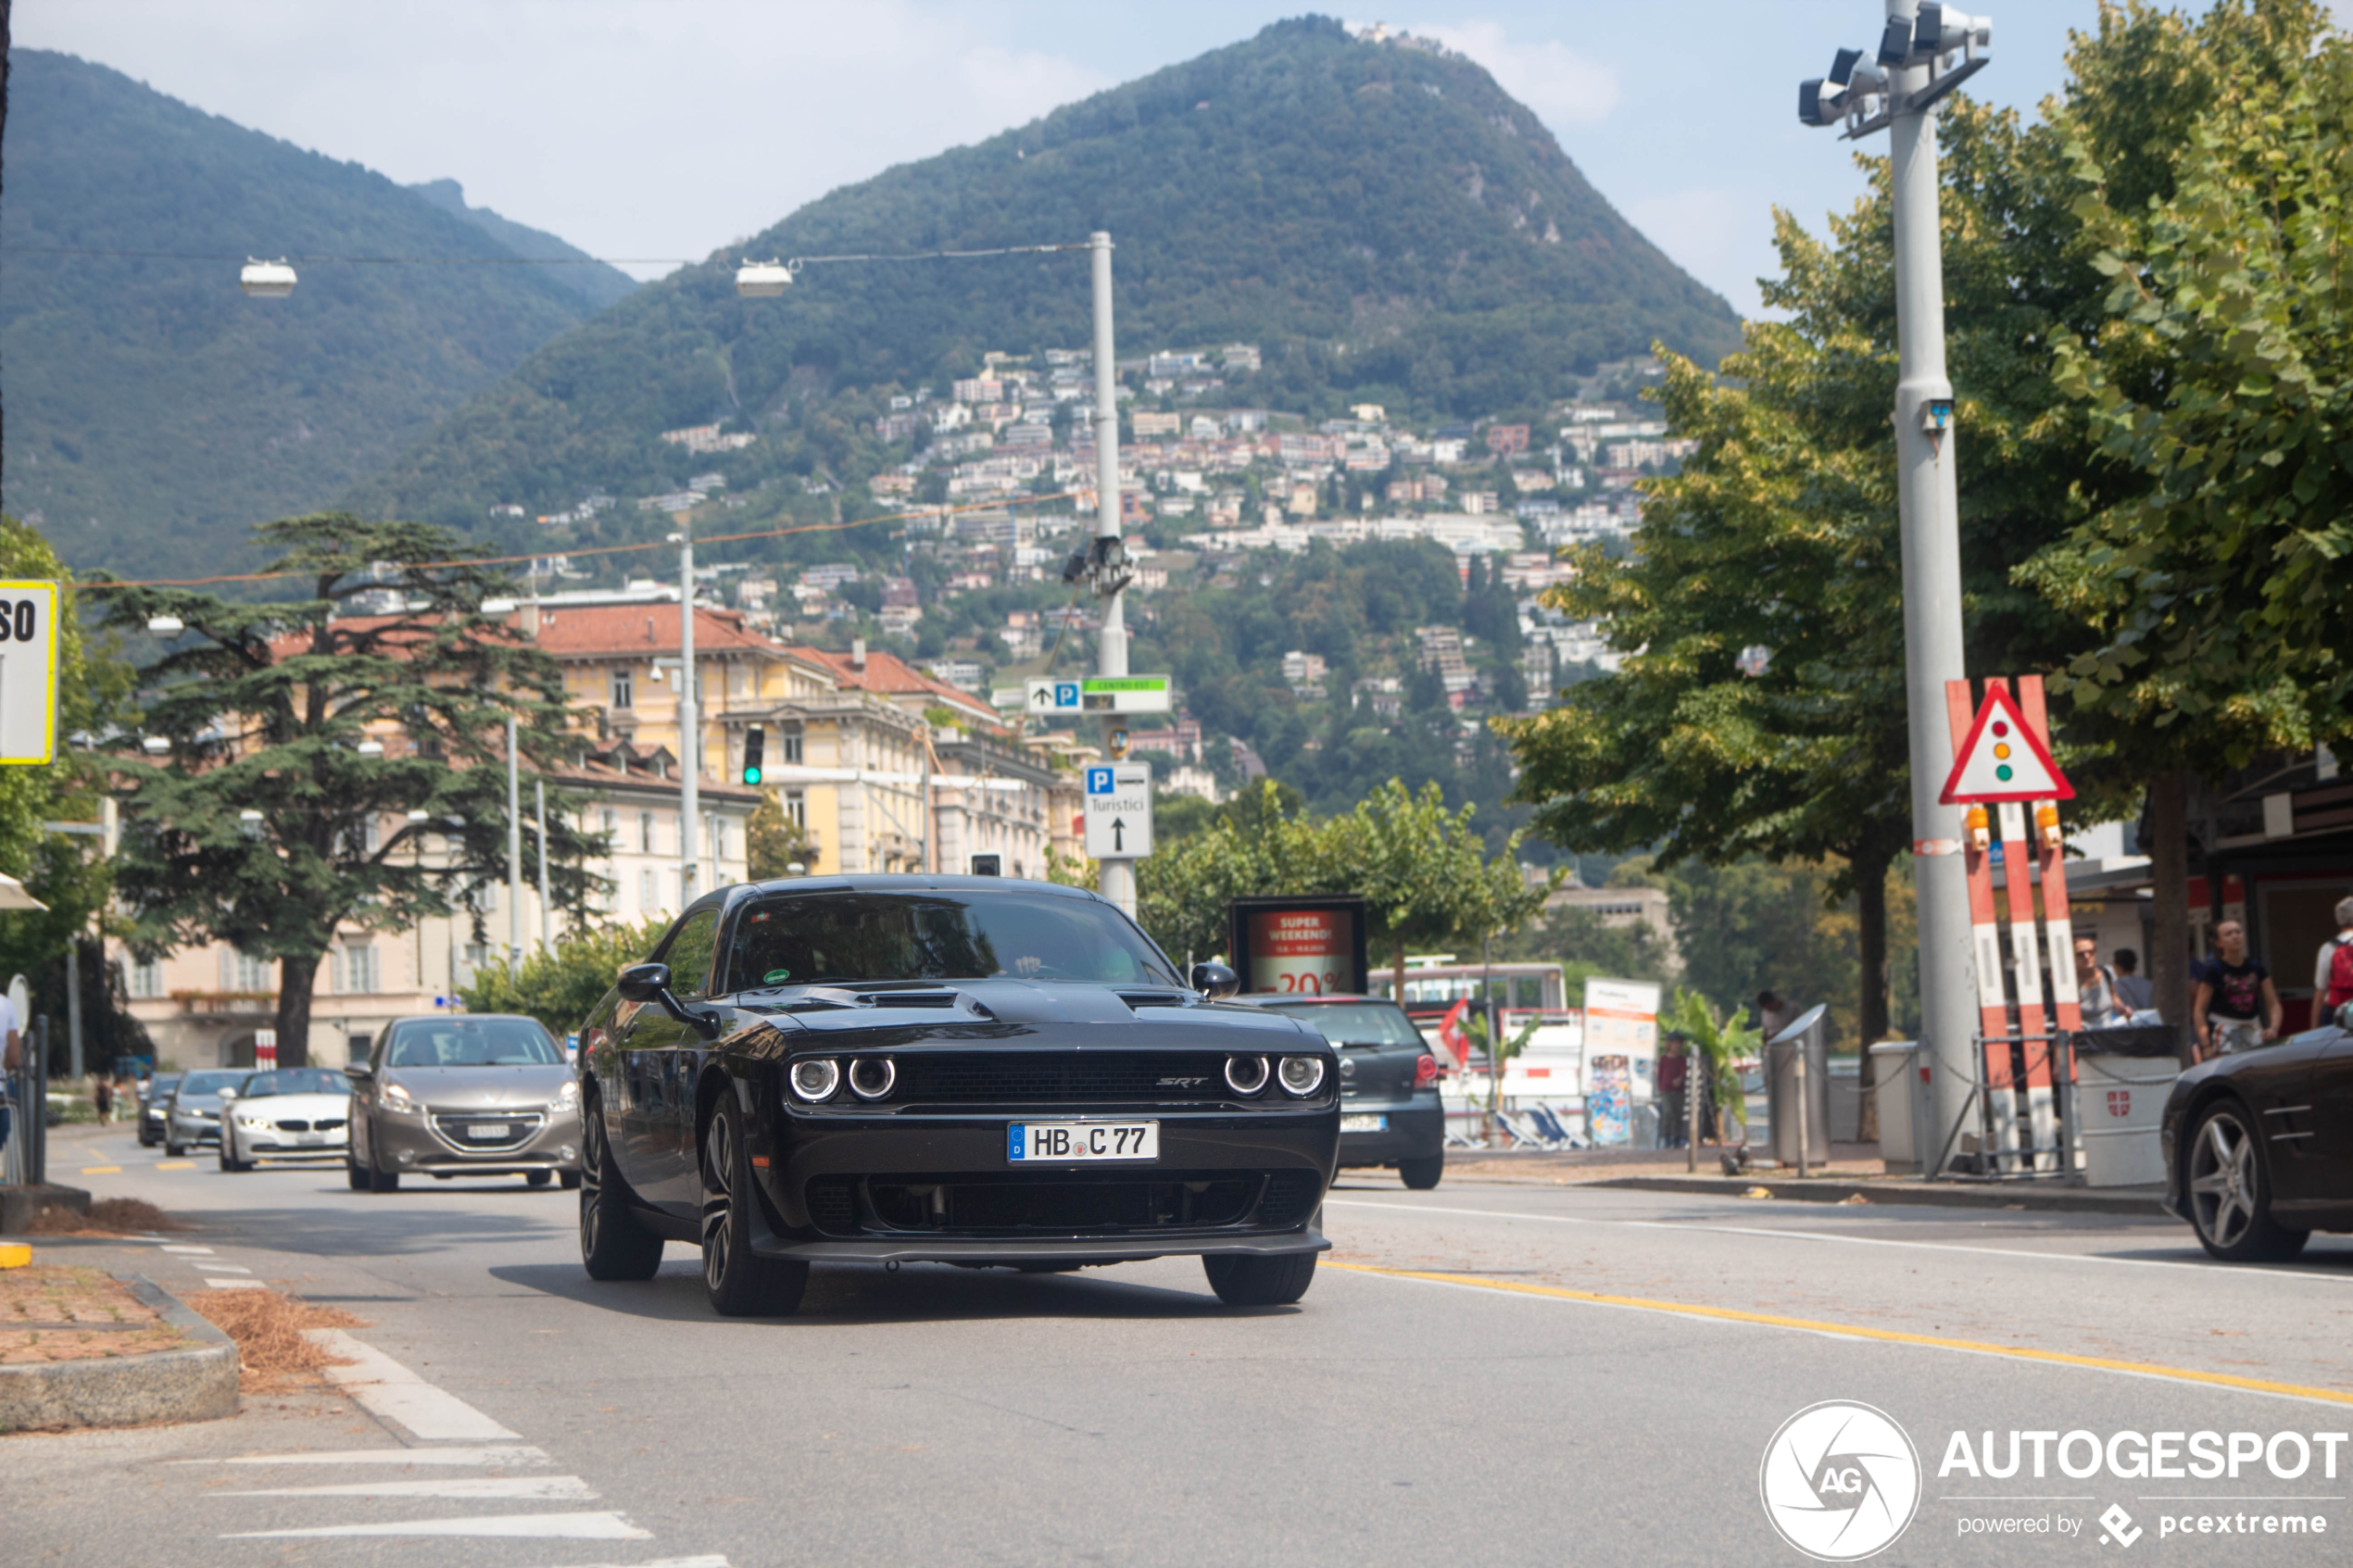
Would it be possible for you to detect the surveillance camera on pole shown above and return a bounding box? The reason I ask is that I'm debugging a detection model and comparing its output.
[1795,2,1991,1177]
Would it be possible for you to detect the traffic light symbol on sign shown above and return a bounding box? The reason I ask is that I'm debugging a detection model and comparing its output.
[742,725,765,786]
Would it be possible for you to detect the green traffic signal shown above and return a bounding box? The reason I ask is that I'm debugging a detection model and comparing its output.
[742,724,765,787]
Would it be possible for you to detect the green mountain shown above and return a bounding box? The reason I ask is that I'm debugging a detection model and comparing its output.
[356,17,1741,532]
[0,50,620,579]
[407,180,638,312]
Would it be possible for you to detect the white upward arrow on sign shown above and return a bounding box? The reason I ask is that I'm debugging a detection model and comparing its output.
[1938,684,2073,805]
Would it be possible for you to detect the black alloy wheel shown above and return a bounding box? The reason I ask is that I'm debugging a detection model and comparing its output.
[365,1122,400,1192]
[1202,1251,1318,1307]
[698,1096,808,1317]
[2186,1101,2309,1262]
[578,1096,662,1281]
[165,1135,185,1159]
[345,1157,370,1192]
[1398,1154,1443,1191]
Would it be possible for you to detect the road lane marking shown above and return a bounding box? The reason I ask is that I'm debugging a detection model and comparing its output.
[1327,1262,2353,1409]
[80,1165,121,1174]
[206,1279,266,1290]
[1325,1198,2352,1283]
[307,1328,521,1441]
[176,1447,552,1466]
[531,1559,729,1568]
[153,1160,195,1170]
[159,1244,213,1253]
[198,1264,252,1273]
[226,1512,648,1540]
[224,1475,597,1501]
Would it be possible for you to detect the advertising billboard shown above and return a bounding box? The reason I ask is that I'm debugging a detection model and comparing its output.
[1227,895,1369,996]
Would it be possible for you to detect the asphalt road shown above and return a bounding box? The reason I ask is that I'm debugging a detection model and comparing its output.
[13,1122,2353,1567]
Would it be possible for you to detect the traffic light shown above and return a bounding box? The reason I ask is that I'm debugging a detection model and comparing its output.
[741,725,764,786]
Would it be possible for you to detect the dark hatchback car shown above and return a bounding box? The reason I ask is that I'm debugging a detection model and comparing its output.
[574,877,1340,1317]
[137,1073,182,1148]
[1234,994,1444,1188]
[2161,1001,2353,1261]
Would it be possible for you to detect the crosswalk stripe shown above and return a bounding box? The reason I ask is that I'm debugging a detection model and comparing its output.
[307,1328,521,1441]
[531,1558,731,1568]
[206,1279,266,1290]
[176,1447,551,1467]
[198,1264,252,1273]
[224,1474,596,1501]
[226,1511,649,1540]
[159,1245,213,1254]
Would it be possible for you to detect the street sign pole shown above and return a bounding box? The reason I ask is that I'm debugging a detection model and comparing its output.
[1088,231,1137,919]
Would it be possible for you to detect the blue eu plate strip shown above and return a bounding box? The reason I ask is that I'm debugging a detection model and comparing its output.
[1007,1123,1025,1160]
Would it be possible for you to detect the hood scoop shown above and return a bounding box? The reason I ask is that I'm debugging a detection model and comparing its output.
[1118,991,1191,1010]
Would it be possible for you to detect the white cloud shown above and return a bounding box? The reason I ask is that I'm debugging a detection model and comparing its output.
[1408,20,1619,123]
[11,1,1116,280]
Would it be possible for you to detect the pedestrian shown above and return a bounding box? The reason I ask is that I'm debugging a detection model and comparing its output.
[2192,919,2282,1060]
[1755,990,1791,1042]
[2073,938,2127,1027]
[93,1073,112,1124]
[0,986,19,1164]
[2110,947,2153,1013]
[2312,895,2353,1024]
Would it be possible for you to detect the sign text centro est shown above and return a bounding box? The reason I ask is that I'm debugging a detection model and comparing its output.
[1026,675,1172,715]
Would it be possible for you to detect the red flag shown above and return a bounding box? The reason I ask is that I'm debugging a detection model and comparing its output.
[1436,997,1471,1067]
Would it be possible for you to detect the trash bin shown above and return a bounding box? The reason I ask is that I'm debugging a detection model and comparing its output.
[1869,1041,1927,1172]
[1765,1004,1831,1168]
[2075,1046,2181,1187]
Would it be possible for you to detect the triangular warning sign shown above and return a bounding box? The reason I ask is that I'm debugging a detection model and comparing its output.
[1939,684,2073,804]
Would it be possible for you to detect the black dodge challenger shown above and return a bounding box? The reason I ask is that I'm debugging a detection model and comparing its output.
[575,876,1340,1316]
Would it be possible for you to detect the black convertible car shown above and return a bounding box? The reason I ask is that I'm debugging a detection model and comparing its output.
[574,877,1340,1316]
[2161,1001,2353,1261]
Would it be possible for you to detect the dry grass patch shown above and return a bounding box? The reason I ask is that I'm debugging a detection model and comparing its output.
[0,1264,186,1364]
[26,1198,192,1236]
[187,1286,367,1392]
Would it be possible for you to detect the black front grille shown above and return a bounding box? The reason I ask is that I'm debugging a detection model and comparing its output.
[313,1117,347,1132]
[889,1052,1233,1106]
[274,1119,312,1133]
[801,1171,1318,1237]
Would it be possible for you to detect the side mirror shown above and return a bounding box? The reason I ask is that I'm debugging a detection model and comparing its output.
[617,962,672,1002]
[218,1086,237,1101]
[345,1064,371,1082]
[2338,1000,2353,1032]
[1191,960,1240,1000]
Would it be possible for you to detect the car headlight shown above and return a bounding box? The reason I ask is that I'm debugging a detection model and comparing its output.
[789,1058,840,1102]
[197,1109,220,1121]
[382,1081,417,1111]
[237,1115,271,1130]
[553,1079,580,1111]
[1277,1056,1327,1097]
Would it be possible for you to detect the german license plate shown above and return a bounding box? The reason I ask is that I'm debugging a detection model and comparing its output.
[1008,1121,1158,1162]
[1340,1113,1388,1134]
[296,1134,323,1146]
[468,1123,510,1140]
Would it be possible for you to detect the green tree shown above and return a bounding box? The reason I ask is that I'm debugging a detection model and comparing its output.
[100,514,610,1067]
[458,917,671,1038]
[1332,779,1554,996]
[746,793,818,880]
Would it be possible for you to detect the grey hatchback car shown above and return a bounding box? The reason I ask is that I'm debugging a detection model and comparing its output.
[164,1069,247,1157]
[346,1015,582,1191]
[1236,994,1445,1188]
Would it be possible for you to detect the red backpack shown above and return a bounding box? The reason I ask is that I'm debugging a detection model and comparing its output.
[2328,937,2353,1012]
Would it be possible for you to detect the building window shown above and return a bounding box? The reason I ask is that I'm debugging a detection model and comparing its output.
[335,944,379,996]
[639,810,656,853]
[639,869,657,910]
[470,879,498,913]
[127,958,165,998]
[782,728,804,765]
[612,670,634,709]
[786,791,806,827]
[600,807,618,837]
[220,950,271,993]
[457,942,491,984]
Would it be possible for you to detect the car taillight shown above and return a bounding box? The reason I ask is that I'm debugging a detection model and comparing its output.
[1415,1053,1440,1086]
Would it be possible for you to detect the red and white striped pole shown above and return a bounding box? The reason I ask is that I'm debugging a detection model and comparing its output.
[1947,680,2014,1171]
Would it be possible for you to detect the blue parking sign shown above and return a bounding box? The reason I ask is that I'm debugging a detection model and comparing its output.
[1056,682,1079,709]
[1085,767,1114,794]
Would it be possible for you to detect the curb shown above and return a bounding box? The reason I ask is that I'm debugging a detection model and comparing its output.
[0,1184,92,1236]
[0,1273,239,1431]
[1591,1175,2170,1216]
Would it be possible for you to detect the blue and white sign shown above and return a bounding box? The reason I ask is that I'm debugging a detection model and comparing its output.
[1026,679,1084,712]
[1085,767,1114,794]
[1081,761,1153,859]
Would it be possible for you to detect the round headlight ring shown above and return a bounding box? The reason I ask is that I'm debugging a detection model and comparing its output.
[789,1058,840,1102]
[847,1057,896,1101]
[1278,1056,1326,1097]
[1224,1054,1270,1097]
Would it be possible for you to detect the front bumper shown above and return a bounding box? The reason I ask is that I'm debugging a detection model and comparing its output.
[233,1125,349,1162]
[371,1103,583,1175]
[170,1113,220,1147]
[1335,1100,1443,1166]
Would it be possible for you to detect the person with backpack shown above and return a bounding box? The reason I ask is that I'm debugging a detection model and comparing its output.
[2073,938,2128,1027]
[2315,895,2353,1024]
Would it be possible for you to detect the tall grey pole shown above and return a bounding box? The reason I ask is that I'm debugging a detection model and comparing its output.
[679,530,699,909]
[1885,0,1978,1173]
[65,941,83,1083]
[506,716,523,968]
[535,778,551,952]
[1089,231,1137,918]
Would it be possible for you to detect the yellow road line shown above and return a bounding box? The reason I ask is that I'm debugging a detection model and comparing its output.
[80,1165,122,1174]
[153,1160,195,1170]
[1327,1262,2353,1409]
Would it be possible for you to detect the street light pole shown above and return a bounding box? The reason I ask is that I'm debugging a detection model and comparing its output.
[678,528,699,909]
[1088,231,1138,919]
[506,716,523,969]
[535,777,551,952]
[1800,1,1992,1175]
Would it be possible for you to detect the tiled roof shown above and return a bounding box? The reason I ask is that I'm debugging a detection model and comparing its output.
[791,646,1000,724]
[526,603,785,659]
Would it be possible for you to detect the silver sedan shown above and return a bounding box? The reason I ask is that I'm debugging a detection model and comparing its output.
[347,1015,582,1192]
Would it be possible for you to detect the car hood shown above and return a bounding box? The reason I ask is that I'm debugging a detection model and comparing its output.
[381,1064,571,1109]
[229,1093,351,1120]
[173,1094,225,1112]
[730,980,1314,1049]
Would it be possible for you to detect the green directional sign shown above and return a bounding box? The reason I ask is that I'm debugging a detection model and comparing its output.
[1080,675,1172,714]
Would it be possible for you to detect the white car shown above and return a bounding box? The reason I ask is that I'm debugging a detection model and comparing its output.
[219,1067,355,1172]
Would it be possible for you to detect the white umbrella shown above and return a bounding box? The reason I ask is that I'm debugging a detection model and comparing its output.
[0,872,49,911]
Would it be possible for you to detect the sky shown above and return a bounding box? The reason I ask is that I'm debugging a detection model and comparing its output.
[13,2,2115,319]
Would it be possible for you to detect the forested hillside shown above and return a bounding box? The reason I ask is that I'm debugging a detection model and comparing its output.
[0,51,623,578]
[354,17,1740,535]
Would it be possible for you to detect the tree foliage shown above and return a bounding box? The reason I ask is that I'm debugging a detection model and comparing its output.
[101,514,610,1066]
[456,917,671,1040]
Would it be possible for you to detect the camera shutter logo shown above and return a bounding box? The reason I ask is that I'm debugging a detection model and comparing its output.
[1758,1400,1921,1561]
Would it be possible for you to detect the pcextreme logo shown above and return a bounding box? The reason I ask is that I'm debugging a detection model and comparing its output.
[1760,1401,1923,1561]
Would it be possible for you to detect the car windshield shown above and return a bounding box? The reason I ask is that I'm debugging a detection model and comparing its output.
[148,1075,180,1096]
[177,1071,245,1098]
[727,890,1182,990]
[236,1068,348,1098]
[1257,1000,1426,1047]
[384,1019,561,1068]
